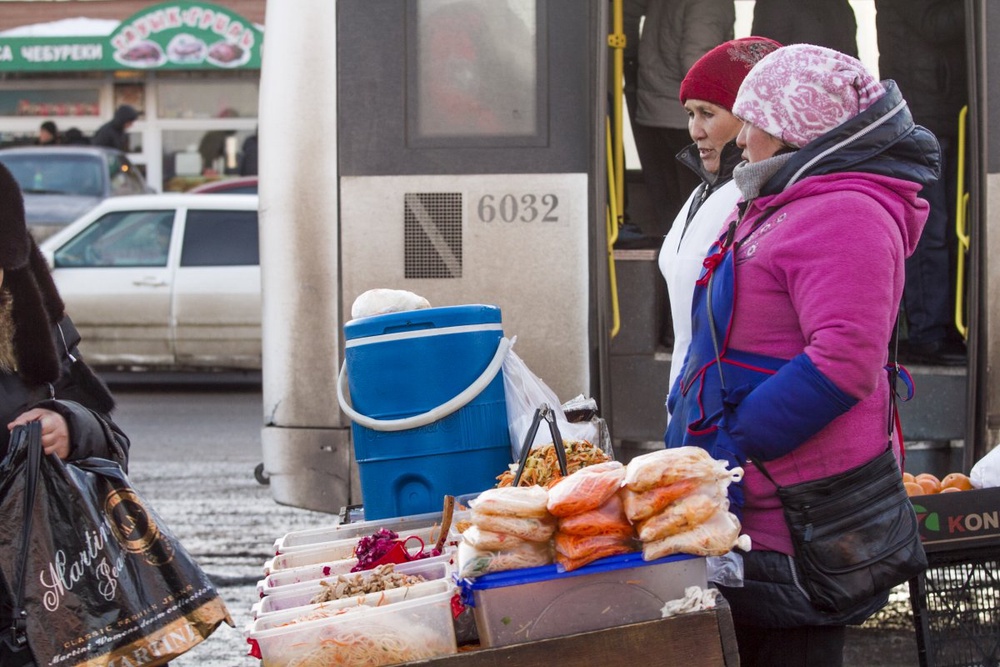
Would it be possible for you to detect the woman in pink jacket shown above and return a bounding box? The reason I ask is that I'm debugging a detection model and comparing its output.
[665,45,940,665]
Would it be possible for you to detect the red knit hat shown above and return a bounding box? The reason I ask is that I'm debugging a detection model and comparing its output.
[679,36,782,112]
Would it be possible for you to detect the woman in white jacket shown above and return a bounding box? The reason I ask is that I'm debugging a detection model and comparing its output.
[659,37,780,411]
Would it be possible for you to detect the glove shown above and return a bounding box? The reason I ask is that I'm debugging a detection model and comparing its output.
[724,353,857,462]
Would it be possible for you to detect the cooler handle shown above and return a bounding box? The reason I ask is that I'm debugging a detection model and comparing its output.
[337,336,511,432]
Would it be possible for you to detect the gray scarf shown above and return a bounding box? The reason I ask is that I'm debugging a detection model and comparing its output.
[733,152,797,201]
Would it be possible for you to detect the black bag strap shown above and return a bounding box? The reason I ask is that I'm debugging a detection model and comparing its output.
[9,421,42,651]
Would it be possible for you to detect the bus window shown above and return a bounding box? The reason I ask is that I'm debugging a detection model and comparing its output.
[410,0,544,144]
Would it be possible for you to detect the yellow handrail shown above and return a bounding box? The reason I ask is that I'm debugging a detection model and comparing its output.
[606,118,621,338]
[605,0,626,339]
[609,0,625,223]
[954,105,969,339]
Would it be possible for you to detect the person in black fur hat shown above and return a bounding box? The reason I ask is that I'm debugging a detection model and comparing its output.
[0,161,131,667]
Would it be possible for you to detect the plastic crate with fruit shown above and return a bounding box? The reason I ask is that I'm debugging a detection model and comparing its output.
[909,546,1000,667]
[904,470,1000,552]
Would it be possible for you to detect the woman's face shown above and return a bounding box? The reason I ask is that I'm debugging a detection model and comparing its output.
[684,99,742,175]
[736,121,787,163]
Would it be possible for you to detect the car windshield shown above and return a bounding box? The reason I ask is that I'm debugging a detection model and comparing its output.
[0,153,104,197]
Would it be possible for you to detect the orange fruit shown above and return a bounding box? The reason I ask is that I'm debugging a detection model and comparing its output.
[939,486,962,493]
[904,481,926,497]
[914,473,942,494]
[941,472,973,491]
[902,472,915,484]
[916,478,940,495]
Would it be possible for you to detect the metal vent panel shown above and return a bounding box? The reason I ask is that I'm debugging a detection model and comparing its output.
[404,192,463,279]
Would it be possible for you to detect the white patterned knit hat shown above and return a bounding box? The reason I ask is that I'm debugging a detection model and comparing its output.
[732,44,886,148]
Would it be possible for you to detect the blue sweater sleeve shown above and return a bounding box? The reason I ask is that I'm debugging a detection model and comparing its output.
[717,353,858,463]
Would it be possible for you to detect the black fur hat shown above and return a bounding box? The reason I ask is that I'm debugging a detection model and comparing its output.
[0,162,30,271]
[0,162,65,386]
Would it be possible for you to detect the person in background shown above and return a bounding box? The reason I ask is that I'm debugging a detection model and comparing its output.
[198,108,240,175]
[62,127,90,145]
[92,104,139,152]
[659,36,780,416]
[876,0,967,365]
[0,162,130,667]
[238,129,258,176]
[628,0,735,236]
[751,0,859,58]
[36,120,59,146]
[666,45,939,665]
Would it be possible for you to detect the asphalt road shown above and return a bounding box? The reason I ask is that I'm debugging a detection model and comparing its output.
[111,383,328,666]
[107,381,924,667]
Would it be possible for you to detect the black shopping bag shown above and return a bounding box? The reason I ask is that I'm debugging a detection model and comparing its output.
[0,423,232,667]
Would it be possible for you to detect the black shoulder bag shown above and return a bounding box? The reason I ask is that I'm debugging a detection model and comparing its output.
[1,422,41,667]
[747,341,928,613]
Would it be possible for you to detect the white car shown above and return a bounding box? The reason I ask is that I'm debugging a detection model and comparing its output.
[40,193,260,370]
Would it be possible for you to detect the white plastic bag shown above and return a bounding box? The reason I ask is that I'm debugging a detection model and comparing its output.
[350,288,430,319]
[502,343,609,460]
[970,443,1000,489]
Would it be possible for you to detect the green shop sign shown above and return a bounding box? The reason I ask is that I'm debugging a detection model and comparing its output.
[0,2,262,72]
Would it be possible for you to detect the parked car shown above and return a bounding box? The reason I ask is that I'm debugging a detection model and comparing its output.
[39,193,260,371]
[189,176,259,194]
[0,145,153,241]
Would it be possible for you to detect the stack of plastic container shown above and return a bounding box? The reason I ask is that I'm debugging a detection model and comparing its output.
[247,512,469,666]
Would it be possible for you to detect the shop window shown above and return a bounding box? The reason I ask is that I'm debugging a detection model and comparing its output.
[0,88,100,116]
[161,128,256,190]
[114,82,146,117]
[156,81,259,120]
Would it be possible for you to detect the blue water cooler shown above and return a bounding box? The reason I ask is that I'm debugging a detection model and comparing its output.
[339,305,512,519]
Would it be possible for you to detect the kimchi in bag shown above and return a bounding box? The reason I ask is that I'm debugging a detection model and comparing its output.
[0,422,232,667]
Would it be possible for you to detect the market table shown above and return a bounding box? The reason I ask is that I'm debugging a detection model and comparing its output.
[408,598,739,667]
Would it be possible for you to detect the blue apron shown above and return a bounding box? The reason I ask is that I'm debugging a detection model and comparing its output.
[665,236,788,449]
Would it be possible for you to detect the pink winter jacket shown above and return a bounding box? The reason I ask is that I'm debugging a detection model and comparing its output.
[727,172,929,554]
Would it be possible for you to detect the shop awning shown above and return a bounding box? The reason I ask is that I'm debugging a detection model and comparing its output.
[0,1,262,72]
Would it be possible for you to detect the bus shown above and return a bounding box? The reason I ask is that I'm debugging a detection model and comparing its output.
[255,0,996,514]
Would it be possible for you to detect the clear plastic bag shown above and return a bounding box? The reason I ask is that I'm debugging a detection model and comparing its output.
[554,532,634,561]
[624,446,742,492]
[457,539,552,578]
[470,510,557,543]
[621,479,725,523]
[970,443,1000,489]
[461,525,530,551]
[706,552,745,588]
[635,493,726,542]
[641,510,751,560]
[557,494,634,539]
[546,461,625,517]
[502,344,612,460]
[469,485,550,518]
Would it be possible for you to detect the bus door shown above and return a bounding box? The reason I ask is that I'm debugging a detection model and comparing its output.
[337,0,605,404]
[970,0,999,462]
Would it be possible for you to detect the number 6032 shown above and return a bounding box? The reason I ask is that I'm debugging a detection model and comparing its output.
[476,193,560,223]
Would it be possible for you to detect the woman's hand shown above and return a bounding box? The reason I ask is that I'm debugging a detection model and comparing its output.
[8,408,71,459]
